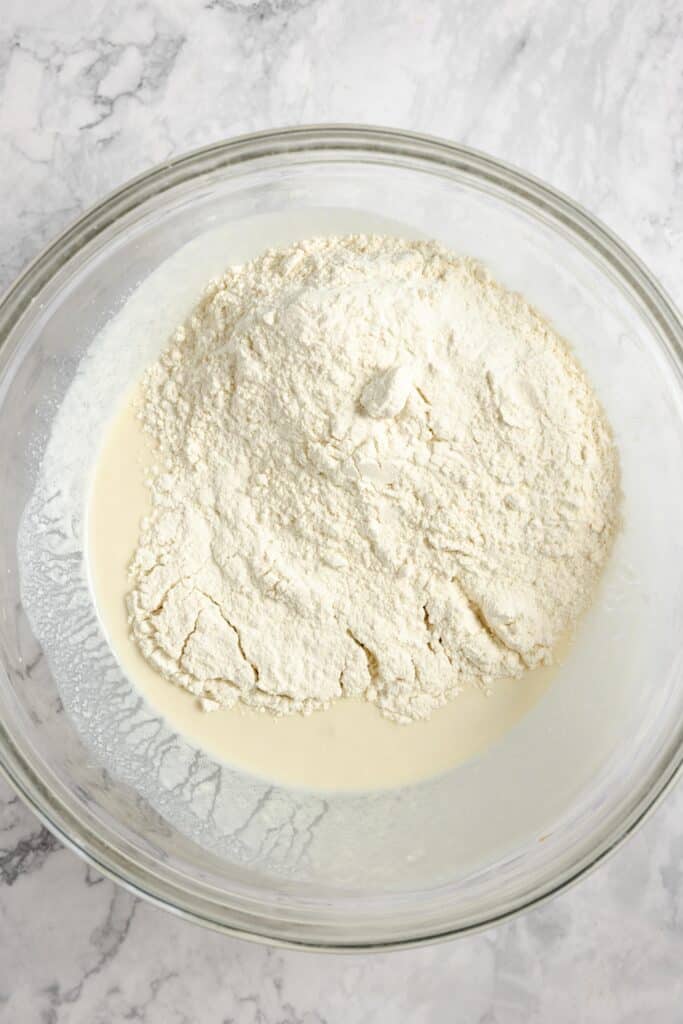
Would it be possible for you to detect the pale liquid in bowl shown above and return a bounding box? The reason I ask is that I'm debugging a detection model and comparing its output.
[88,390,558,791]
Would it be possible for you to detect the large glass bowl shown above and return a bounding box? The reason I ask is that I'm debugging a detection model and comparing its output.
[0,126,681,950]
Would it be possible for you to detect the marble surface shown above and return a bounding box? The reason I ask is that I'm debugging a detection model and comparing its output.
[1,0,682,1020]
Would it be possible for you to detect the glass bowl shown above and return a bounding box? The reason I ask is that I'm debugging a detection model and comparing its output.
[0,126,681,950]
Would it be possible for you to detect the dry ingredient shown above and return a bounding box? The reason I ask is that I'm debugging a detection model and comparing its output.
[127,235,619,723]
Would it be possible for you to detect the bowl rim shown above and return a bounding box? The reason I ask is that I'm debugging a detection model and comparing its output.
[0,123,681,951]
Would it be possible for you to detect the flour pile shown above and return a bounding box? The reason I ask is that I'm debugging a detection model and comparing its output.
[127,235,619,723]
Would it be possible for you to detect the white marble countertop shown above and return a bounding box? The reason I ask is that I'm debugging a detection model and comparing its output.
[1,0,681,1020]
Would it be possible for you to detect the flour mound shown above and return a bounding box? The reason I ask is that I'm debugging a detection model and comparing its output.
[127,235,619,723]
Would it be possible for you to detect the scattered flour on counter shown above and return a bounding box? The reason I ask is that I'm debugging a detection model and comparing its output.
[127,234,620,723]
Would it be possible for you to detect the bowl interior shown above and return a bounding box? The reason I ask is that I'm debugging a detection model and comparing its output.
[1,130,682,947]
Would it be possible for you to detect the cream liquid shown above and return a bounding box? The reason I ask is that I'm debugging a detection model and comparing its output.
[88,391,559,790]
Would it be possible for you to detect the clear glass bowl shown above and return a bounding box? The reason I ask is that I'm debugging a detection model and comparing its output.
[0,126,681,950]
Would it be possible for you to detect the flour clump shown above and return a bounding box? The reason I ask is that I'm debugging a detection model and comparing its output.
[127,235,620,723]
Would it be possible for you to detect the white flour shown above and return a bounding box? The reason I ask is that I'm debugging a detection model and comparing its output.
[127,235,619,723]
